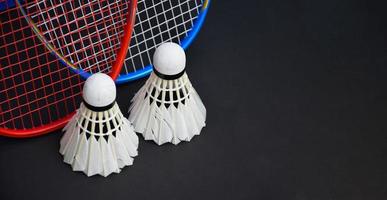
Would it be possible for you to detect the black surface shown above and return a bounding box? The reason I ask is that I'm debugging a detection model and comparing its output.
[1,1,387,199]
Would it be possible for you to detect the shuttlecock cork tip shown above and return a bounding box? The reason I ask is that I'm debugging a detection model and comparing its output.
[153,42,186,76]
[82,73,116,108]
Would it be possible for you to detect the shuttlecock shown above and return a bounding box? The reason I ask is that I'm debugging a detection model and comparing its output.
[129,42,206,145]
[60,73,138,177]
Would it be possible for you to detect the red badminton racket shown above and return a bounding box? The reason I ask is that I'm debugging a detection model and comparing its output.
[0,0,137,137]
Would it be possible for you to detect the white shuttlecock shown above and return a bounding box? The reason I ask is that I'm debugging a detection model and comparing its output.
[60,73,138,177]
[129,42,206,145]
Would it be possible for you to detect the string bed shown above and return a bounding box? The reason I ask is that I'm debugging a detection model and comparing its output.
[0,4,82,132]
[0,0,134,136]
[23,0,129,73]
[122,0,203,77]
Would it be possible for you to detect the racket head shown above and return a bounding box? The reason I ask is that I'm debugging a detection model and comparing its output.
[0,0,137,137]
[116,0,210,84]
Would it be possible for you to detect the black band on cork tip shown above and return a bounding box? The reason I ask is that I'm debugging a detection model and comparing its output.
[83,100,115,112]
[153,68,185,80]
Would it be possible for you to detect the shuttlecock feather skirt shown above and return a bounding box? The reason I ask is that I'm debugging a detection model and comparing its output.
[60,103,138,177]
[129,73,206,145]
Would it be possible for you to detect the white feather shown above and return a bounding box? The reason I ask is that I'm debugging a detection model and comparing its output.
[87,136,102,176]
[129,73,206,145]
[60,103,138,177]
[72,133,88,172]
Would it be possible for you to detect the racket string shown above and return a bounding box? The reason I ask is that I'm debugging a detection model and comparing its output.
[0,6,74,128]
[123,0,202,75]
[26,0,127,73]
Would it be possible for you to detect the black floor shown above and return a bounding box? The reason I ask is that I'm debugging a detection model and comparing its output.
[1,1,387,199]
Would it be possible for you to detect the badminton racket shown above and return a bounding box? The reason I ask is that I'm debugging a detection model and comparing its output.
[116,0,210,84]
[0,0,137,137]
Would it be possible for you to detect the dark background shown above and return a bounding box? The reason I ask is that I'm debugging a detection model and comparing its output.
[1,0,387,199]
